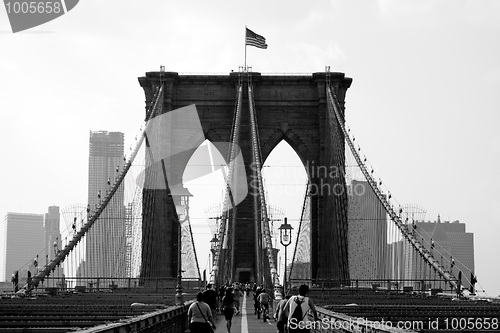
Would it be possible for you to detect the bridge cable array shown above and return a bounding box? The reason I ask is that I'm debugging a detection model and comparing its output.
[214,80,244,285]
[27,85,165,291]
[288,183,311,281]
[248,75,278,286]
[325,77,460,292]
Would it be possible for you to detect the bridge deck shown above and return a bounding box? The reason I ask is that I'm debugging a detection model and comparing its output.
[213,293,277,333]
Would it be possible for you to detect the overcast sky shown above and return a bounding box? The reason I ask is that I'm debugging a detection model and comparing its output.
[1,0,499,296]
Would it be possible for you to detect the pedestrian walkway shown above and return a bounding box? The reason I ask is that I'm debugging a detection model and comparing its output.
[214,293,277,333]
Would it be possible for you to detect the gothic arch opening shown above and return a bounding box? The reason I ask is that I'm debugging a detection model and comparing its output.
[262,140,309,285]
[182,139,228,278]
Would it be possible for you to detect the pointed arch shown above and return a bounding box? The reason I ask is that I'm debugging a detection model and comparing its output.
[182,139,228,280]
[261,128,312,169]
[262,139,309,286]
[204,129,232,163]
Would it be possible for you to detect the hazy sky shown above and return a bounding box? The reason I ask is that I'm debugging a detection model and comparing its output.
[1,0,499,296]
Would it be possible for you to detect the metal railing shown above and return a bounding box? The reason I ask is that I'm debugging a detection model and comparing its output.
[289,278,460,295]
[309,307,417,333]
[76,302,193,333]
[23,276,203,295]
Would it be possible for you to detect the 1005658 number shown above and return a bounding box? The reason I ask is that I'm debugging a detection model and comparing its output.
[5,1,62,14]
[444,318,499,330]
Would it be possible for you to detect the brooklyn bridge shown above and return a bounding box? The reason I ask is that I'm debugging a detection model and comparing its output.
[1,68,498,332]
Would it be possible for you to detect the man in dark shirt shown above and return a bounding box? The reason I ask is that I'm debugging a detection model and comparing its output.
[203,284,219,315]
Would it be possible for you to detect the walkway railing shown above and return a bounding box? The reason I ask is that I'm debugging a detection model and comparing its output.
[310,307,417,333]
[290,279,459,295]
[76,302,192,333]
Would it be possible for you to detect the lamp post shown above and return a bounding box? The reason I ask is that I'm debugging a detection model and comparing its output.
[210,234,219,284]
[278,217,293,295]
[170,185,192,305]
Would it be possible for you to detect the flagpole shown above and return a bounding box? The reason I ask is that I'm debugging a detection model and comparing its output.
[244,26,247,72]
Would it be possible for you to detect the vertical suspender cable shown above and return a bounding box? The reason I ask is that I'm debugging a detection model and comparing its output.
[325,82,459,292]
[248,80,277,286]
[215,79,243,286]
[289,182,310,282]
[29,85,164,291]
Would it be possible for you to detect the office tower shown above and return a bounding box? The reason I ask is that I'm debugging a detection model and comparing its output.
[124,202,133,278]
[2,213,44,282]
[85,131,126,278]
[407,217,475,289]
[347,180,388,280]
[44,206,61,262]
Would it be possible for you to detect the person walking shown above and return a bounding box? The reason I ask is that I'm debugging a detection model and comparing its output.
[284,284,318,333]
[187,292,216,333]
[221,288,236,333]
[26,271,32,294]
[254,284,263,316]
[203,283,218,315]
[218,284,226,306]
[275,294,291,333]
[232,285,242,314]
[257,288,271,321]
[12,271,19,293]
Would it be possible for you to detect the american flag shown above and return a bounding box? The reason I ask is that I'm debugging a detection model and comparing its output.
[246,28,268,49]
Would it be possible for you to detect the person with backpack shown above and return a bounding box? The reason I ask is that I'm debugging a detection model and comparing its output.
[284,284,318,333]
[275,294,291,333]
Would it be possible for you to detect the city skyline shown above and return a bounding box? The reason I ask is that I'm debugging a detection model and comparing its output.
[1,1,499,296]
[0,172,478,292]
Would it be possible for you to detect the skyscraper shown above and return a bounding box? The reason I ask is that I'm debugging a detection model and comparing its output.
[1,213,44,281]
[85,131,126,278]
[347,180,388,280]
[44,206,61,262]
[405,217,475,289]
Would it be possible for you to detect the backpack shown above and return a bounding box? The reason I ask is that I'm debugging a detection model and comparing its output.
[290,296,305,323]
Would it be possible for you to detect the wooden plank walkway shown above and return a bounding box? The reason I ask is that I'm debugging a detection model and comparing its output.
[213,293,277,333]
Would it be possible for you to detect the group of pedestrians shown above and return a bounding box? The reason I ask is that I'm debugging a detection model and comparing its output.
[188,282,318,333]
[188,282,246,333]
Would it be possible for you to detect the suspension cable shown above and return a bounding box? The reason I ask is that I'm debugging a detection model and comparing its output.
[289,182,310,280]
[215,79,243,285]
[29,85,164,290]
[186,216,202,280]
[248,80,277,285]
[325,82,459,292]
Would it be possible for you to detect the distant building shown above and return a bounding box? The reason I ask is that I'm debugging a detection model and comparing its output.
[124,203,133,278]
[1,213,44,282]
[346,180,475,290]
[44,206,61,263]
[85,131,126,278]
[347,180,388,280]
[404,216,475,289]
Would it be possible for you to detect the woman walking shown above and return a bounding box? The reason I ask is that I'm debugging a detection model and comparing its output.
[187,292,216,333]
[221,288,236,333]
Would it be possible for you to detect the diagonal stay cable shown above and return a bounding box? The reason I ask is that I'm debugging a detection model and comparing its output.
[28,85,164,290]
